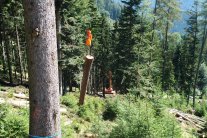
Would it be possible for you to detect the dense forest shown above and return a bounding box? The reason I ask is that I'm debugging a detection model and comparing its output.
[0,0,207,137]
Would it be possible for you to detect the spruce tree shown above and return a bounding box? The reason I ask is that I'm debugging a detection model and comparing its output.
[155,0,180,91]
[113,0,142,92]
[181,1,199,104]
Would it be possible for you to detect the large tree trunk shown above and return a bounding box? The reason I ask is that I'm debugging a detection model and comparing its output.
[55,0,63,95]
[15,25,23,84]
[23,0,61,137]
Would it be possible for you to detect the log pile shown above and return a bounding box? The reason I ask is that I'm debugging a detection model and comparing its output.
[169,108,206,137]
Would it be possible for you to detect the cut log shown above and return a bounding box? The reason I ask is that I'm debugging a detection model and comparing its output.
[79,55,94,105]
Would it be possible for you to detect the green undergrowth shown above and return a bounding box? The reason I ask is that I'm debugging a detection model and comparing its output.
[0,104,28,138]
[61,92,183,138]
[0,88,206,138]
[90,95,182,138]
[151,91,207,118]
[61,93,105,122]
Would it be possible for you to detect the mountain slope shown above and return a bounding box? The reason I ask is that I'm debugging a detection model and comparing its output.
[109,0,195,33]
[97,0,122,20]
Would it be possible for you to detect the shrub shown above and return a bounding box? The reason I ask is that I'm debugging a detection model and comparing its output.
[150,113,182,138]
[109,117,150,138]
[71,119,83,133]
[90,120,114,138]
[103,99,119,121]
[61,93,78,109]
[0,104,28,138]
[61,119,75,138]
[77,105,95,122]
[61,125,75,138]
[77,96,104,122]
[0,115,28,138]
[194,103,206,117]
[0,104,9,119]
[106,95,182,138]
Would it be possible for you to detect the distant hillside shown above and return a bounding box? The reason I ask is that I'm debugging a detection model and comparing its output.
[113,0,194,11]
[97,0,122,20]
[105,0,195,33]
[151,0,194,33]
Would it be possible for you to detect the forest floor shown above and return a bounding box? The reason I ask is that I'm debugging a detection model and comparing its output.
[0,85,101,137]
[0,84,207,137]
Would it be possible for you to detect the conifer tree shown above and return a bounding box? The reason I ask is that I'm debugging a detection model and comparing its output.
[95,14,112,96]
[182,1,199,104]
[113,0,142,92]
[156,0,180,91]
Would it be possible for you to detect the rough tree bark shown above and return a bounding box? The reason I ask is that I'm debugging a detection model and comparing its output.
[23,0,61,137]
